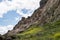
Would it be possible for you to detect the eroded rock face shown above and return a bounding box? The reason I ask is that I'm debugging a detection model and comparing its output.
[3,0,48,37]
[1,0,60,39]
[39,0,60,25]
[6,0,60,35]
[13,0,48,31]
[40,0,48,8]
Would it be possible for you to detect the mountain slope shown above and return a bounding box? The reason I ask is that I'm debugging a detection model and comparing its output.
[0,0,60,40]
[8,20,60,40]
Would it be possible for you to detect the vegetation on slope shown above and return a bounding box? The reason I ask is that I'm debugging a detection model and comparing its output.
[9,20,60,40]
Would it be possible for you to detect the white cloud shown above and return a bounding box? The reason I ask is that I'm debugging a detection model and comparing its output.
[0,25,14,35]
[17,9,33,18]
[0,0,40,18]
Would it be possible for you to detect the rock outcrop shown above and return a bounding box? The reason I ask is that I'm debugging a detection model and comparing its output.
[1,0,60,40]
[5,0,60,36]
[5,0,49,36]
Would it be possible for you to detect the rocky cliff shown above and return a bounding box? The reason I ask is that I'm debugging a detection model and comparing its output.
[6,0,48,35]
[0,0,60,40]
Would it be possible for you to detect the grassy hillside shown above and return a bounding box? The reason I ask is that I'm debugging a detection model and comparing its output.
[9,20,60,40]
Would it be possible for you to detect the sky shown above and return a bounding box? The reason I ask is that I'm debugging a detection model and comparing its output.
[0,0,40,35]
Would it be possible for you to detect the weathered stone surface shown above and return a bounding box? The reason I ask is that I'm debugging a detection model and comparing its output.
[5,0,60,36]
[40,0,48,8]
[1,0,60,40]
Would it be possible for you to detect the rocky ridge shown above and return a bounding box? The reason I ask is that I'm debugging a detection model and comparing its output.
[0,0,60,40]
[7,0,60,36]
[5,0,49,36]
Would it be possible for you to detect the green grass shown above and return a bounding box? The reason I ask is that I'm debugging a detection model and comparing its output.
[53,33,60,40]
[20,28,41,35]
[15,25,43,40]
[19,26,42,35]
[11,20,60,40]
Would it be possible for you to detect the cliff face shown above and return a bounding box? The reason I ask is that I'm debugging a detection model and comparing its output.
[5,0,49,36]
[7,0,60,35]
[1,0,60,40]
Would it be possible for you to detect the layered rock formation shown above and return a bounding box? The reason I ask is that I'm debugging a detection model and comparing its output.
[5,0,49,36]
[7,0,60,36]
[1,0,60,40]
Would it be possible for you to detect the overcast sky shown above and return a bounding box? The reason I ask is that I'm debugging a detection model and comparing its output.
[0,0,40,35]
